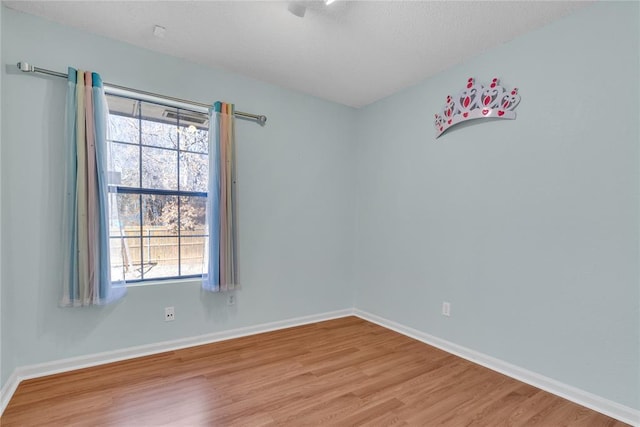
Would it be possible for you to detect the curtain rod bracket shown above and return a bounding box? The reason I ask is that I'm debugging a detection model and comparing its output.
[17,61,35,72]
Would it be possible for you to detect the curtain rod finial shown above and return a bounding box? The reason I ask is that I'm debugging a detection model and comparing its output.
[258,115,267,126]
[17,62,34,72]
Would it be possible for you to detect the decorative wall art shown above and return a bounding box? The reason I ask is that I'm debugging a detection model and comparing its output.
[434,77,521,138]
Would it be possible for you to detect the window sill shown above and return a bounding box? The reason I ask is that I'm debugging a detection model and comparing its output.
[126,277,202,288]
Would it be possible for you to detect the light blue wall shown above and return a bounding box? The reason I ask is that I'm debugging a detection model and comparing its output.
[1,7,356,386]
[353,2,639,409]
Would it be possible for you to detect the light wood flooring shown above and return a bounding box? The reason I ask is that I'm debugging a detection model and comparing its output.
[1,317,629,426]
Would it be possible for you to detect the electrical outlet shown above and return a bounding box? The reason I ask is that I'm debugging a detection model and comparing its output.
[227,294,236,306]
[442,302,451,317]
[164,306,175,321]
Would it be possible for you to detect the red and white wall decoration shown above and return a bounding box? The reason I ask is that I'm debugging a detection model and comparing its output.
[434,77,521,138]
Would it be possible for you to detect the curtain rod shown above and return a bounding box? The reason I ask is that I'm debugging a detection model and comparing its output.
[16,61,267,126]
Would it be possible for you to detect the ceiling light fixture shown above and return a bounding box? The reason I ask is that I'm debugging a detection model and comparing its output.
[287,2,306,18]
[325,0,337,5]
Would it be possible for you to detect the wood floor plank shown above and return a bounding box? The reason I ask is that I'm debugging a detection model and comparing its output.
[1,317,629,426]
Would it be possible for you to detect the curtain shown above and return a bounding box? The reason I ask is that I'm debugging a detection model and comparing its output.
[203,102,238,292]
[61,68,126,306]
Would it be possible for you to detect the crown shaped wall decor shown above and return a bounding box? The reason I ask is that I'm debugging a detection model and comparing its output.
[434,77,521,138]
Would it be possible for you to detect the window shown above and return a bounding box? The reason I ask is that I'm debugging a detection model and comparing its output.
[106,94,209,283]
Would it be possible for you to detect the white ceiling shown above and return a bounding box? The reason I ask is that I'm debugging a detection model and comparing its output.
[5,1,592,108]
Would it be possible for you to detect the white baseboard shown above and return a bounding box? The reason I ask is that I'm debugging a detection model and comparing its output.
[0,370,20,418]
[2,307,638,426]
[0,308,354,416]
[353,309,640,427]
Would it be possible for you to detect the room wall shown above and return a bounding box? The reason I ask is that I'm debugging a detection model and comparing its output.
[353,1,639,410]
[0,7,356,387]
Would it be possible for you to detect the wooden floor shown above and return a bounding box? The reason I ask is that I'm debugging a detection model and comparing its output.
[1,317,628,426]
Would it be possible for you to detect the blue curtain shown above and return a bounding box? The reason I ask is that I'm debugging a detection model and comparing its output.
[203,102,238,292]
[61,67,126,306]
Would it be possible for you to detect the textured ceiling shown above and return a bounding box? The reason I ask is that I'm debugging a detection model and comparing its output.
[5,1,592,108]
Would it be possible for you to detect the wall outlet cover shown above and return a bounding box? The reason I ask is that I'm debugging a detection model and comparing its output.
[227,294,236,306]
[442,302,451,317]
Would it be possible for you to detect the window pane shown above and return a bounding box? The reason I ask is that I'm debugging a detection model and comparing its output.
[180,196,207,233]
[108,115,139,144]
[143,237,179,279]
[180,152,208,192]
[110,236,143,281]
[141,195,178,235]
[180,125,208,154]
[111,142,140,188]
[141,146,177,190]
[106,93,212,283]
[141,103,178,149]
[109,237,127,282]
[114,193,141,237]
[181,236,205,276]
